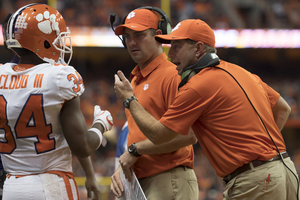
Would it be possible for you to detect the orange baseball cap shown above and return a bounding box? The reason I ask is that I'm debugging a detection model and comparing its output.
[155,19,215,47]
[114,9,160,36]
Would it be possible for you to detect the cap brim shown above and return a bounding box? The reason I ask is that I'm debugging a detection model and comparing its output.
[115,24,150,36]
[155,35,188,44]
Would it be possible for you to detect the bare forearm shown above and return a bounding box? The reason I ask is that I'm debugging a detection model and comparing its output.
[273,111,290,131]
[77,156,95,178]
[135,129,197,155]
[61,97,102,158]
[272,96,291,131]
[129,100,178,144]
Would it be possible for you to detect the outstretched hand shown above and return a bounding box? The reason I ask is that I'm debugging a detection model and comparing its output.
[93,105,113,133]
[114,70,134,101]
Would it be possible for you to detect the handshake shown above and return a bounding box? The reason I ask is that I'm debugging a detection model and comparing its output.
[91,105,113,147]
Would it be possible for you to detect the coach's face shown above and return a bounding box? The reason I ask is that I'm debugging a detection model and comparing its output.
[123,28,159,69]
[168,40,201,75]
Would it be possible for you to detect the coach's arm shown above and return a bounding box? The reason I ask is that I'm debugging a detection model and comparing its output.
[114,70,179,145]
[272,96,291,131]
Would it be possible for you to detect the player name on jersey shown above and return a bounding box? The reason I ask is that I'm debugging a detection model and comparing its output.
[0,74,44,89]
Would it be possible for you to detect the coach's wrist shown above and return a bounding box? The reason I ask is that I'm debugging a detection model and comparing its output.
[123,95,138,109]
[128,143,141,157]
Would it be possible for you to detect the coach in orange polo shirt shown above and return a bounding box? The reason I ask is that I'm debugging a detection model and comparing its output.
[114,19,300,200]
[110,8,198,200]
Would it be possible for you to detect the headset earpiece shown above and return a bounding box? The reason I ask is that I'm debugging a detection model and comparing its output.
[138,6,172,35]
[158,20,166,35]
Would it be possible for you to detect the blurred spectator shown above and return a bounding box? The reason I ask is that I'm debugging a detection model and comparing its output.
[2,0,300,29]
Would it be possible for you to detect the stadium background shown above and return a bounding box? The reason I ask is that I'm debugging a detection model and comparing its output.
[1,0,300,199]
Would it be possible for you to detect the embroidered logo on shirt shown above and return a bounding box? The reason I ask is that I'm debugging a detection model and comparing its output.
[143,83,149,91]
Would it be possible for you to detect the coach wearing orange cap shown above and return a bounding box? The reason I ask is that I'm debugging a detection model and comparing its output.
[115,19,300,200]
[111,9,199,200]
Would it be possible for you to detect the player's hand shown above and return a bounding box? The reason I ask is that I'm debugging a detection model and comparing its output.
[114,70,134,101]
[93,105,113,132]
[85,176,100,200]
[111,166,124,198]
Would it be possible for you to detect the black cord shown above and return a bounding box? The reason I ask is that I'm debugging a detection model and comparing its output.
[215,66,300,200]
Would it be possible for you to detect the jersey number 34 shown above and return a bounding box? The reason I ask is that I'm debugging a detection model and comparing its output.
[0,94,54,154]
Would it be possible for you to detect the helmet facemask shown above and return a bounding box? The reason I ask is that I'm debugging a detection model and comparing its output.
[52,27,72,65]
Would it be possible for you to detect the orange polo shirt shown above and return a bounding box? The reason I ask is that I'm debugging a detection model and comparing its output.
[160,60,286,178]
[126,53,194,179]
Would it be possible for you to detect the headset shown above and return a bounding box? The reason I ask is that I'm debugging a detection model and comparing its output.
[110,6,172,49]
[178,52,220,89]
[180,52,300,199]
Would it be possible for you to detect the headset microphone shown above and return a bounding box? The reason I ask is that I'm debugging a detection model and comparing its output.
[109,13,125,48]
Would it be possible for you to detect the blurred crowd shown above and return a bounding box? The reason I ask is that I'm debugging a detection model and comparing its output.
[1,0,300,29]
[1,0,300,199]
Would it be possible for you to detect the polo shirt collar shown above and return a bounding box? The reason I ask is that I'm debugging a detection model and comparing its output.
[130,53,168,80]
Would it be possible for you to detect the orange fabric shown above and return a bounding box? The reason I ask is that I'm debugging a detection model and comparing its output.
[13,64,35,72]
[115,9,160,36]
[7,171,79,200]
[160,60,286,178]
[155,19,215,47]
[126,53,194,179]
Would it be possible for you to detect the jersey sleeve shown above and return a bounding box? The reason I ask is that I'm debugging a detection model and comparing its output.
[55,65,85,101]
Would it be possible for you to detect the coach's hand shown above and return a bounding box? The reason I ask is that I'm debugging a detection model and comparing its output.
[111,166,124,198]
[119,150,138,182]
[114,70,133,101]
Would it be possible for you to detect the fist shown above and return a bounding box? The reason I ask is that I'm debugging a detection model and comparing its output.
[93,105,113,132]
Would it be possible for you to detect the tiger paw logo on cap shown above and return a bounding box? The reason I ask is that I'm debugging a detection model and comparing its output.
[172,22,181,32]
[127,11,136,19]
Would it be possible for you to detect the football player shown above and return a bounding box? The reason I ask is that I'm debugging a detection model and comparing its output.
[0,3,112,199]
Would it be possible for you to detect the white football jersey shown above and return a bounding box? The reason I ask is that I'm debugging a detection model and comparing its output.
[0,62,85,175]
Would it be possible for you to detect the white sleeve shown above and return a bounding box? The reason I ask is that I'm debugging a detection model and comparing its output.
[55,65,85,101]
